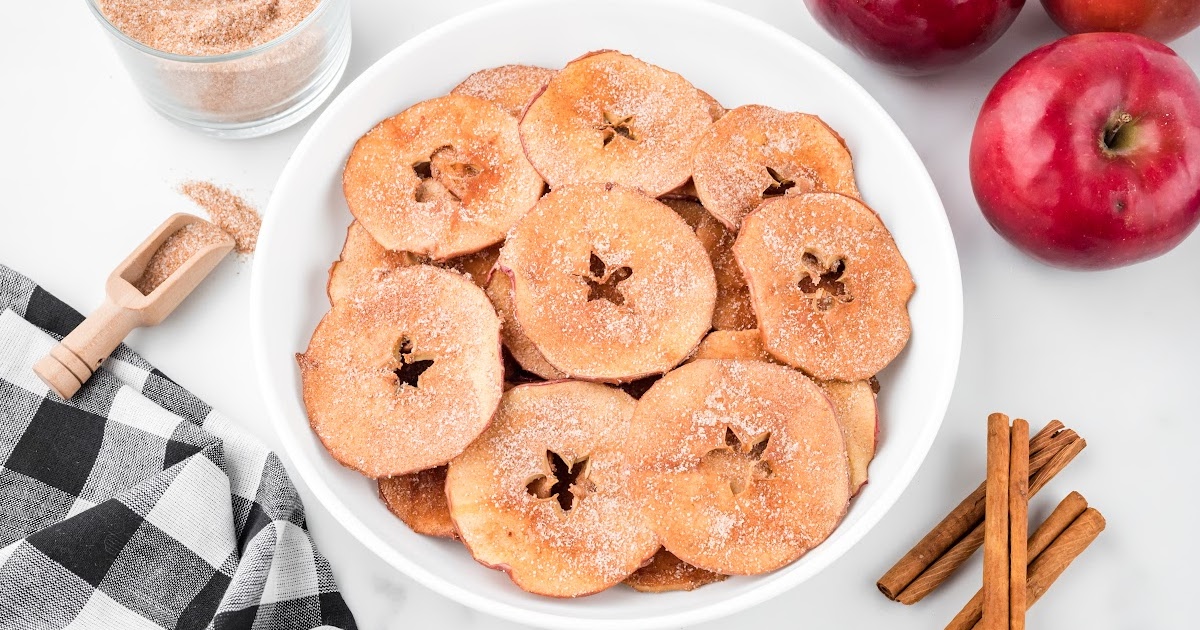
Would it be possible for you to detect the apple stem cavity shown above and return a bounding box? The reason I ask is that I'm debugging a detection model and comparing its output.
[1102,111,1137,154]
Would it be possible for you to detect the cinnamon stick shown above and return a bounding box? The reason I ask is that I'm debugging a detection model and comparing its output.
[877,420,1064,601]
[889,427,1083,604]
[1028,437,1086,496]
[1026,491,1089,559]
[1008,419,1029,630]
[1025,508,1105,607]
[967,508,1105,630]
[981,413,1010,630]
[1027,420,1066,455]
[945,492,1089,630]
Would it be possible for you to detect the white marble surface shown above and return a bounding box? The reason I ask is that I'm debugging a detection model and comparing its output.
[2,1,1197,628]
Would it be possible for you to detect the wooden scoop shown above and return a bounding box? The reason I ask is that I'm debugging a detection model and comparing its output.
[33,213,234,398]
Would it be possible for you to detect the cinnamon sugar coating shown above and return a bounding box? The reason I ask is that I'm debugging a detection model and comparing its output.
[691,329,773,362]
[499,183,715,381]
[691,329,878,495]
[624,547,727,593]
[663,197,756,331]
[343,94,543,260]
[298,265,503,478]
[520,51,713,196]
[697,89,726,122]
[379,466,456,539]
[734,193,913,381]
[446,381,658,597]
[326,221,420,304]
[692,105,859,230]
[442,243,501,289]
[485,271,567,380]
[328,221,501,305]
[451,64,557,119]
[626,359,850,575]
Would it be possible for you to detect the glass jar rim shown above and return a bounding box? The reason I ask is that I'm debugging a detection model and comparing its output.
[84,0,337,64]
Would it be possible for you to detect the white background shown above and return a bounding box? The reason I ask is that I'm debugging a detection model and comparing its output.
[2,1,1197,628]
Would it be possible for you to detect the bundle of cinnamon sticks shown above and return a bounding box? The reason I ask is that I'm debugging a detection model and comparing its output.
[877,414,1105,628]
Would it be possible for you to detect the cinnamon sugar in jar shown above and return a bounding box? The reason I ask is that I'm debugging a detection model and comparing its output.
[86,0,351,138]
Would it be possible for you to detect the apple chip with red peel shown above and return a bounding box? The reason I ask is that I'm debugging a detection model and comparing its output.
[342,94,543,260]
[624,547,727,593]
[628,359,850,575]
[484,270,567,381]
[326,221,419,304]
[821,380,877,495]
[298,265,503,478]
[692,105,859,230]
[735,193,913,381]
[446,381,658,598]
[691,329,878,496]
[500,183,715,382]
[663,198,756,331]
[520,51,713,196]
[379,466,456,539]
[329,220,502,300]
[451,64,557,119]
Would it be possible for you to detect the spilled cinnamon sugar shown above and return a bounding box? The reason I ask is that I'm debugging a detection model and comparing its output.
[180,180,261,254]
[135,220,229,294]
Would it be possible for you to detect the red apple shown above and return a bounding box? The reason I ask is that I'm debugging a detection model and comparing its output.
[970,33,1200,270]
[804,0,1026,75]
[1042,0,1200,43]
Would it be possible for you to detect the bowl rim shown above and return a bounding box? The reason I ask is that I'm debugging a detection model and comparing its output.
[250,0,963,627]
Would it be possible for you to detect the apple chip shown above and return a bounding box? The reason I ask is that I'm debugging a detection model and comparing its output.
[698,89,726,121]
[691,329,773,362]
[692,104,859,230]
[734,193,914,381]
[343,94,543,259]
[821,380,877,495]
[443,243,501,289]
[446,381,658,597]
[451,64,557,118]
[520,51,713,196]
[692,329,878,494]
[326,221,419,304]
[298,265,503,478]
[624,547,727,593]
[484,270,567,381]
[627,359,850,575]
[379,466,456,539]
[499,183,716,381]
[663,198,756,330]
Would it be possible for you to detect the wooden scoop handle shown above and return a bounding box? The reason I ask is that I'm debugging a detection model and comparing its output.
[34,298,143,398]
[32,213,233,399]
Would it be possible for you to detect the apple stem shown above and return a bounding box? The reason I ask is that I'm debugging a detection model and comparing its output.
[1103,112,1135,150]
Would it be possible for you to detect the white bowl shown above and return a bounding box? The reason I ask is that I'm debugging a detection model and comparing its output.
[251,1,963,627]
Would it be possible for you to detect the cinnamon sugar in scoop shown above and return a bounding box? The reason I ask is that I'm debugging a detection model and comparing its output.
[135,220,230,295]
[180,180,261,254]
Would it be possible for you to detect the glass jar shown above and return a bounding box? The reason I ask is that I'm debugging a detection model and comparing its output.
[86,0,352,139]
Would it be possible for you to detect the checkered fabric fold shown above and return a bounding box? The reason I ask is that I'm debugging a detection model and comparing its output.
[0,264,355,630]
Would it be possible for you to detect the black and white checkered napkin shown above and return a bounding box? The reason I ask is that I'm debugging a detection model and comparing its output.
[0,264,356,630]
